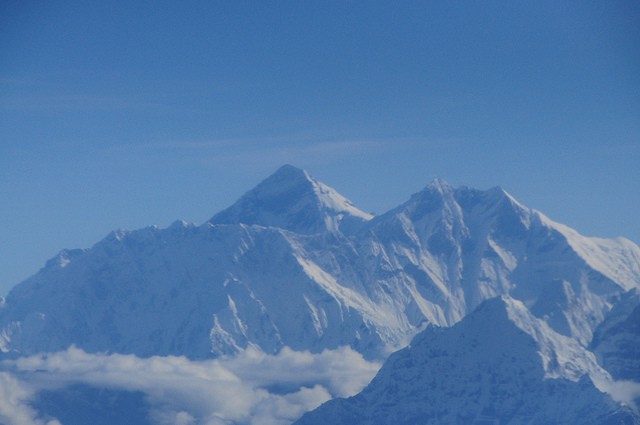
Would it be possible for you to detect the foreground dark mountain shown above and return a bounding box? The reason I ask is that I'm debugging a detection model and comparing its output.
[295,296,640,425]
[1,165,639,361]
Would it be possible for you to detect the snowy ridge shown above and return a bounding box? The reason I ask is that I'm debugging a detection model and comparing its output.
[501,296,609,382]
[539,213,640,291]
[0,165,639,363]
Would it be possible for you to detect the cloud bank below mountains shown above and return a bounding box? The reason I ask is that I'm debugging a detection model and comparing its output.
[0,346,381,425]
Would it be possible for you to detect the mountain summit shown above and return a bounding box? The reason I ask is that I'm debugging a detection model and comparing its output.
[0,166,639,363]
[210,164,372,234]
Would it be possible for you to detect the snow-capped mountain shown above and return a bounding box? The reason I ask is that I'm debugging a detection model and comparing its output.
[211,164,373,234]
[0,165,639,361]
[356,180,640,346]
[295,296,640,425]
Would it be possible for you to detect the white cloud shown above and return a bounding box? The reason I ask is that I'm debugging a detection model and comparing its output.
[224,346,380,398]
[1,345,380,425]
[597,379,640,413]
[0,372,60,425]
[249,385,331,425]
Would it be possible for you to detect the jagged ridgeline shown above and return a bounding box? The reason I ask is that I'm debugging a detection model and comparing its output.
[1,165,639,361]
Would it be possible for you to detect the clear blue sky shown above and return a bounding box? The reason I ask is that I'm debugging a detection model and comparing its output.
[1,1,639,296]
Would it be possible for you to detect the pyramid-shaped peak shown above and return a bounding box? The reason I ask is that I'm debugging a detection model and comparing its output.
[260,164,314,188]
[425,178,454,192]
[272,163,310,178]
[246,164,315,202]
[296,295,622,425]
[460,295,526,335]
[466,296,610,381]
[210,165,372,234]
[477,296,541,333]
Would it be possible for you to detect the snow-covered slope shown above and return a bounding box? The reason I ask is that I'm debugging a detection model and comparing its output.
[351,180,640,345]
[0,166,639,361]
[295,296,639,425]
[0,223,389,358]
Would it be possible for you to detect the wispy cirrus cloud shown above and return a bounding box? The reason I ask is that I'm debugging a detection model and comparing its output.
[191,137,465,172]
[101,137,395,172]
[110,136,389,153]
[106,135,459,172]
[215,139,389,166]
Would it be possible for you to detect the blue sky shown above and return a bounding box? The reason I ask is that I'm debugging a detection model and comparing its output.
[1,1,639,295]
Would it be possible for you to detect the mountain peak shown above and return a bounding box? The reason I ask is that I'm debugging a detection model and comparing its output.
[272,163,310,179]
[425,178,453,193]
[210,165,372,234]
[295,294,627,425]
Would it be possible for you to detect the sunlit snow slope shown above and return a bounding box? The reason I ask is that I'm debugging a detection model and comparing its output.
[1,165,639,360]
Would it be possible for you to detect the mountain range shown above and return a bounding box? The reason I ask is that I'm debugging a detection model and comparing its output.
[1,164,639,424]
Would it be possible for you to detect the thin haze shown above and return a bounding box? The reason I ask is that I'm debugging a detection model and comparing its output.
[1,1,639,296]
